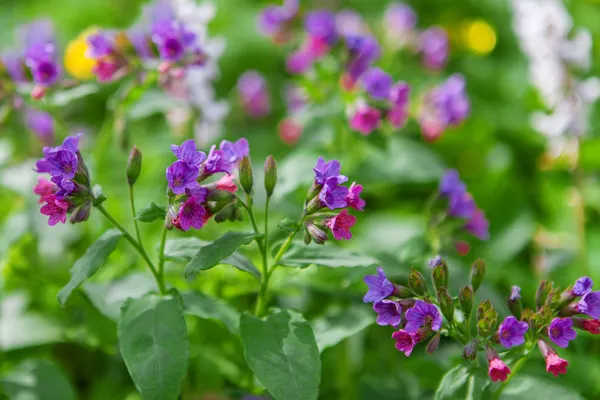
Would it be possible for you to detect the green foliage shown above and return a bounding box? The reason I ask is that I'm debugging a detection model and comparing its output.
[135,202,167,223]
[276,241,378,268]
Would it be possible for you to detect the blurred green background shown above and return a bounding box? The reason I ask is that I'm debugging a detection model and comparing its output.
[3,0,600,399]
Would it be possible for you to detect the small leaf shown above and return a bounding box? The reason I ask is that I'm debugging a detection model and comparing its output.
[0,360,77,400]
[49,83,99,107]
[182,291,240,334]
[278,218,299,233]
[499,376,585,399]
[135,202,166,223]
[222,252,261,280]
[311,306,374,352]
[92,184,107,206]
[118,292,189,400]
[57,230,123,305]
[277,242,379,268]
[240,310,321,400]
[434,365,488,400]
[184,232,260,280]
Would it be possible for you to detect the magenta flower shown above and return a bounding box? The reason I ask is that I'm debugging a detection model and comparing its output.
[313,157,347,186]
[345,182,365,211]
[177,196,206,231]
[237,71,271,118]
[220,138,249,165]
[204,145,234,175]
[361,67,393,100]
[363,267,394,303]
[448,191,476,219]
[392,330,417,356]
[404,300,442,332]
[538,340,568,377]
[325,209,356,240]
[166,160,200,195]
[548,318,577,348]
[373,300,402,326]
[171,139,207,167]
[488,357,510,382]
[389,81,410,106]
[25,108,54,145]
[319,178,349,210]
[572,276,593,296]
[420,27,448,70]
[304,10,338,46]
[498,316,528,348]
[286,50,314,74]
[34,177,56,203]
[579,291,600,319]
[465,209,490,241]
[350,105,381,135]
[214,175,238,193]
[40,194,69,226]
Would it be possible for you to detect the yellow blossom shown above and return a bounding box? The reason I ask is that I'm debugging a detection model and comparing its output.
[64,28,98,80]
[462,20,496,55]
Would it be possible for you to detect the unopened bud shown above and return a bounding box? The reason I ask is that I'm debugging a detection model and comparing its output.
[264,156,277,197]
[214,203,235,223]
[304,230,311,245]
[507,285,523,319]
[306,222,327,244]
[459,285,474,321]
[470,259,486,292]
[426,332,441,355]
[463,339,479,361]
[234,206,244,222]
[239,156,253,195]
[31,85,46,100]
[207,189,236,203]
[432,259,449,291]
[536,280,552,310]
[70,202,91,223]
[126,146,142,185]
[476,300,498,337]
[408,268,427,296]
[393,284,412,299]
[437,287,454,322]
[572,317,600,334]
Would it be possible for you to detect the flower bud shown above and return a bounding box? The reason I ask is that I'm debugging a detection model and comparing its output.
[393,284,413,299]
[477,300,498,337]
[304,229,311,245]
[306,222,327,245]
[408,268,427,296]
[536,280,552,310]
[304,195,323,215]
[463,339,479,361]
[470,259,486,292]
[432,259,449,292]
[207,189,236,203]
[239,156,253,195]
[459,285,474,321]
[572,317,600,334]
[126,146,142,185]
[426,332,441,355]
[214,203,235,223]
[234,206,244,221]
[70,202,91,223]
[264,155,277,198]
[437,287,454,322]
[507,285,523,319]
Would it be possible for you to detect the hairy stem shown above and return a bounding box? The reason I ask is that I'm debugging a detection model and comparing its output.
[128,185,143,252]
[493,353,531,399]
[157,226,169,293]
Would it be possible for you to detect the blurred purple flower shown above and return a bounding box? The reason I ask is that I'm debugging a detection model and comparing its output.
[350,105,381,135]
[363,266,394,303]
[448,191,476,219]
[510,286,521,301]
[335,10,366,37]
[305,10,338,46]
[345,35,381,81]
[465,209,490,241]
[259,0,298,37]
[499,316,528,348]
[572,277,593,297]
[361,67,393,100]
[21,20,61,86]
[548,318,576,348]
[404,300,442,332]
[439,169,463,197]
[149,0,197,62]
[25,109,54,144]
[325,209,356,240]
[374,300,402,326]
[127,26,153,59]
[220,138,249,165]
[166,160,200,194]
[384,3,417,37]
[177,196,206,231]
[420,27,449,70]
[171,139,207,167]
[286,50,314,74]
[285,84,307,113]
[319,177,349,210]
[237,71,271,118]
[87,32,115,58]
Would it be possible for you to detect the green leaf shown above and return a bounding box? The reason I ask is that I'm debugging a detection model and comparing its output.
[240,310,321,400]
[135,202,166,223]
[311,306,374,352]
[83,273,157,322]
[278,218,299,233]
[49,83,99,107]
[499,376,585,399]
[127,88,187,120]
[118,292,189,400]
[277,242,379,268]
[57,229,123,305]
[222,251,261,280]
[184,232,260,280]
[181,291,240,334]
[0,360,77,400]
[434,365,488,400]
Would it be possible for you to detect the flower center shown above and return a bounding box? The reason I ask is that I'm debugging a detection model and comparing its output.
[424,314,433,326]
[173,177,182,186]
[551,327,561,337]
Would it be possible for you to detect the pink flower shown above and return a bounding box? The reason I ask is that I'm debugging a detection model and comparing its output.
[278,118,303,145]
[177,196,206,232]
[33,177,55,203]
[546,353,569,377]
[350,106,381,135]
[304,35,330,59]
[325,209,357,240]
[392,330,416,356]
[215,174,238,193]
[345,182,365,211]
[387,105,409,129]
[286,51,313,74]
[485,346,510,382]
[40,194,69,226]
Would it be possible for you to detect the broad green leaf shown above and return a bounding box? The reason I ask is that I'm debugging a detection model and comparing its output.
[181,291,240,334]
[127,89,187,120]
[165,237,260,279]
[312,306,374,352]
[83,273,156,322]
[499,376,584,399]
[277,242,379,268]
[0,360,76,400]
[240,310,321,400]
[49,83,99,107]
[434,365,488,400]
[135,202,166,223]
[118,292,189,400]
[0,293,63,351]
[57,229,123,305]
[184,232,260,280]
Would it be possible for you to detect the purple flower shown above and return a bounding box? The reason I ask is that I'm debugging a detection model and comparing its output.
[448,191,476,219]
[46,150,79,180]
[572,277,593,297]
[285,84,307,113]
[286,50,314,74]
[363,267,394,303]
[389,81,410,106]
[177,196,206,231]
[384,3,417,37]
[374,300,402,326]
[87,32,115,58]
[40,194,69,226]
[404,300,442,332]
[25,109,54,144]
[465,209,490,241]
[361,67,393,100]
[2,52,27,83]
[498,316,528,348]
[579,291,600,319]
[20,20,61,86]
[171,140,206,167]
[51,175,76,197]
[350,105,381,135]
[148,0,196,62]
[548,318,577,348]
[335,10,366,37]
[345,35,381,81]
[439,169,463,197]
[220,138,249,165]
[237,71,271,118]
[319,177,349,210]
[325,209,356,240]
[166,161,200,195]
[204,145,234,175]
[429,256,443,268]
[346,182,365,211]
[258,0,298,37]
[392,330,417,356]
[127,26,153,59]
[420,27,448,70]
[304,10,338,46]
[313,157,347,186]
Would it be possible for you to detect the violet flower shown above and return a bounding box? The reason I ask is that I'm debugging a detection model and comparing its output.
[498,316,528,348]
[149,0,197,62]
[204,145,234,175]
[439,169,464,197]
[420,27,449,70]
[87,31,115,58]
[448,191,476,219]
[25,109,54,145]
[350,105,381,135]
[319,177,349,210]
[373,300,402,327]
[286,50,314,74]
[465,209,490,241]
[383,3,417,41]
[304,10,338,46]
[325,209,356,240]
[392,330,417,356]
[579,291,600,319]
[166,160,200,195]
[171,139,207,167]
[548,318,577,348]
[361,67,393,100]
[177,196,206,231]
[259,0,298,37]
[313,157,347,186]
[363,266,394,303]
[237,71,271,118]
[346,182,366,211]
[404,300,442,332]
[335,10,366,37]
[572,276,593,296]
[220,138,249,165]
[345,35,381,81]
[21,20,61,86]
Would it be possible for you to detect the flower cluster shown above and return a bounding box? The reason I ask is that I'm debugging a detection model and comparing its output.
[33,133,93,225]
[303,158,365,242]
[165,138,249,231]
[364,259,600,383]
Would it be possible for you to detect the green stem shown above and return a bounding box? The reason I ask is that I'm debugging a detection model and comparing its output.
[95,204,166,294]
[128,185,143,250]
[493,353,531,399]
[157,226,169,293]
